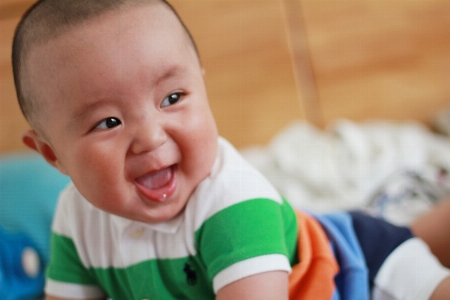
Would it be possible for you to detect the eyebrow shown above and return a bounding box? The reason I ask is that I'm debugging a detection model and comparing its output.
[154,64,185,86]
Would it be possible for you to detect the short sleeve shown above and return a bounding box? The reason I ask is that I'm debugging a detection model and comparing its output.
[195,198,297,292]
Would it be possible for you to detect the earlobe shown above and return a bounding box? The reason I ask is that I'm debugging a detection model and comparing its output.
[22,130,67,174]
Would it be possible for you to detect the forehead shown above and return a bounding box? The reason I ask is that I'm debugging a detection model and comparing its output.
[25,2,198,115]
[29,2,192,65]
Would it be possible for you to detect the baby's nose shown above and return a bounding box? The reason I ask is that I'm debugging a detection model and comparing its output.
[130,120,167,155]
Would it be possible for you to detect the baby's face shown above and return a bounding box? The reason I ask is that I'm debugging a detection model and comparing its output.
[26,3,218,223]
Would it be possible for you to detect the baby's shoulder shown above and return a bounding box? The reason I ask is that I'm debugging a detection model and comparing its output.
[56,182,103,219]
[207,137,282,201]
[185,138,284,229]
[52,183,115,237]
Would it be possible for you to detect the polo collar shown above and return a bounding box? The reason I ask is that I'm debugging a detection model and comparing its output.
[111,211,184,235]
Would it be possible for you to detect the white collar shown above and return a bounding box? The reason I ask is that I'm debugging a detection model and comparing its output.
[110,211,184,235]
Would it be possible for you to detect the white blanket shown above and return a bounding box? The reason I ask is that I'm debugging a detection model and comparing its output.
[241,120,450,225]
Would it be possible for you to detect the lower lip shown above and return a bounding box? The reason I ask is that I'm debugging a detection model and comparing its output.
[135,166,177,203]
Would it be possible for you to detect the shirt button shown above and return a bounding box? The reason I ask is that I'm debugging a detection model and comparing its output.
[130,227,145,239]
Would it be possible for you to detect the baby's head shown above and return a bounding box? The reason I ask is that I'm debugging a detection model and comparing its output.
[12,0,218,223]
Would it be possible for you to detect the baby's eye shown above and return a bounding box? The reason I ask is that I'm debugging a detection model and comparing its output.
[161,92,183,108]
[94,117,121,130]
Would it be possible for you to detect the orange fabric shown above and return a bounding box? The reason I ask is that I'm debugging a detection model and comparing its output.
[289,211,339,299]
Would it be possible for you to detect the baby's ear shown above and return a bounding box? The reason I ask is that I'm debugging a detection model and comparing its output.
[22,130,67,174]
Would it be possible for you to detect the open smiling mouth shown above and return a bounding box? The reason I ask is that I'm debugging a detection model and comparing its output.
[134,165,177,202]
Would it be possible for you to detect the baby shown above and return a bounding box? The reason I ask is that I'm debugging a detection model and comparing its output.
[12,0,450,299]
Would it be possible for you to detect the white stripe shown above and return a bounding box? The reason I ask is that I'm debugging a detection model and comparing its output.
[45,279,106,299]
[51,183,78,238]
[373,238,450,300]
[213,254,291,293]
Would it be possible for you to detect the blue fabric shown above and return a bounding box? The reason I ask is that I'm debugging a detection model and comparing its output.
[0,226,45,300]
[348,211,413,288]
[0,153,70,264]
[314,212,370,300]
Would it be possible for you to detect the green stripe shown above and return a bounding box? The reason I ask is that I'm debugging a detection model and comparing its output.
[47,233,97,285]
[282,198,299,266]
[196,198,298,280]
[48,234,215,299]
[90,256,214,299]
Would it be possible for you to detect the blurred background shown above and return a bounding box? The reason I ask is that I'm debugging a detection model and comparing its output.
[1,0,450,151]
[1,1,450,298]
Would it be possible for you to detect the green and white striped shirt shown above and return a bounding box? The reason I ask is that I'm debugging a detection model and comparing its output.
[45,138,298,299]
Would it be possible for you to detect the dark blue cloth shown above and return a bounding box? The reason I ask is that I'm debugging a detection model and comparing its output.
[348,211,413,288]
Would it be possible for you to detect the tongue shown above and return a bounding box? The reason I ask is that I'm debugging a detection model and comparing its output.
[136,167,173,190]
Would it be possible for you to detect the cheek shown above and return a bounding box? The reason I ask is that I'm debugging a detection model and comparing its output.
[182,117,217,175]
[185,104,218,143]
[78,146,113,172]
[69,145,126,198]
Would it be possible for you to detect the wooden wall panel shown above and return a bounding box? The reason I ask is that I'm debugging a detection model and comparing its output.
[299,0,450,126]
[0,15,30,153]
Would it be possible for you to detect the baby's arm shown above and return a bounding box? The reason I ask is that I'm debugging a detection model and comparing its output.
[411,198,450,300]
[430,276,450,300]
[412,198,450,268]
[216,271,289,300]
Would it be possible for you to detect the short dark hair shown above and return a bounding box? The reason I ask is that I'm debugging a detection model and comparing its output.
[12,0,199,131]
